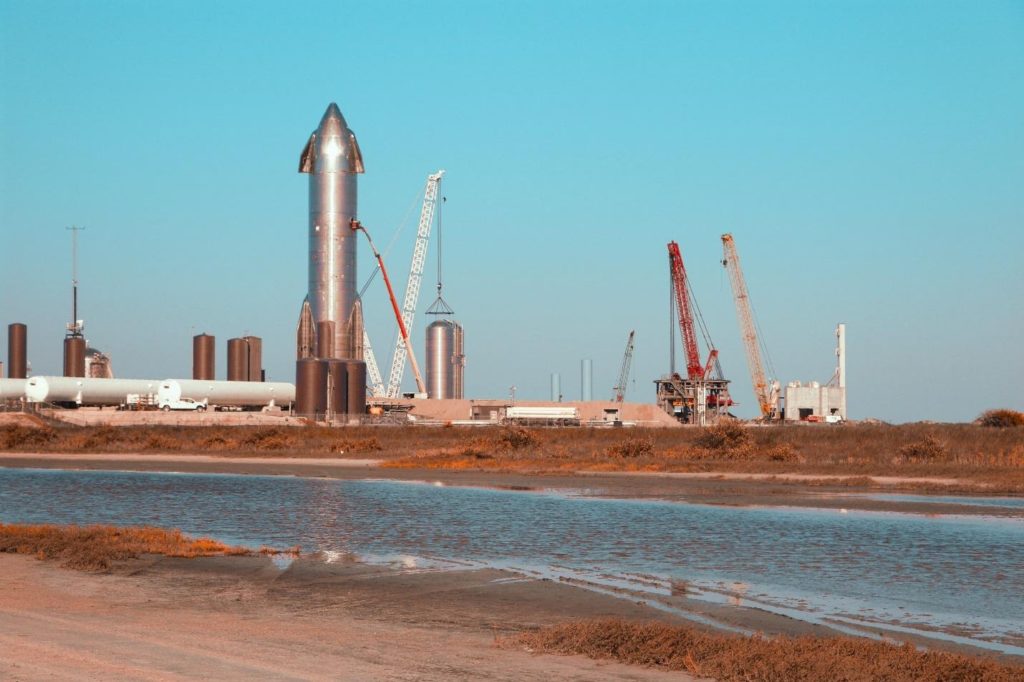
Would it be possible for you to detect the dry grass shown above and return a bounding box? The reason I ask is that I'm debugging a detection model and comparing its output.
[506,619,1023,682]
[0,523,257,571]
[1,420,1022,491]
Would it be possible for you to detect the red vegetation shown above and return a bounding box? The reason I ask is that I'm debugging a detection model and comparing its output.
[508,619,1023,681]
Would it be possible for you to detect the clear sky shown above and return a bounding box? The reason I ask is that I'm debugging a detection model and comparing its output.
[1,1,1022,422]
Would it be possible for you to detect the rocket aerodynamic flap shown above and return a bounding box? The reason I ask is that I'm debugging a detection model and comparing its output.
[299,133,317,173]
[348,131,365,173]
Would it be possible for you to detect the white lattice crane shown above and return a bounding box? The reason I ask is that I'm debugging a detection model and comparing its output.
[385,170,445,398]
[362,330,386,397]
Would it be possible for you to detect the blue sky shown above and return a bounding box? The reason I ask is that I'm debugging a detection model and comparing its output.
[1,1,1021,422]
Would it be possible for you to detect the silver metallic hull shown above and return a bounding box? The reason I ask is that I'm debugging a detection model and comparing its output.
[426,319,465,399]
[300,103,364,359]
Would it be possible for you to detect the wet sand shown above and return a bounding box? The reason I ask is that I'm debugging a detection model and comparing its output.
[0,552,703,681]
[2,452,1020,518]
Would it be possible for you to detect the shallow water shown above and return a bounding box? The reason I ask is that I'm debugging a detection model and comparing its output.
[1,468,1022,653]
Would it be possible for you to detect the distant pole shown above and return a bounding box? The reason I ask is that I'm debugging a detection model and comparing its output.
[65,225,85,336]
[668,276,676,375]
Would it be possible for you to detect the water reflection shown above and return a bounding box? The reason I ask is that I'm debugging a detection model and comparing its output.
[1,468,1022,651]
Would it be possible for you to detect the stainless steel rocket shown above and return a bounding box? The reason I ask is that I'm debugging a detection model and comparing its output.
[299,102,364,359]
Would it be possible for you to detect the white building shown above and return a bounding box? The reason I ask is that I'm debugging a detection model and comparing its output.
[784,324,847,422]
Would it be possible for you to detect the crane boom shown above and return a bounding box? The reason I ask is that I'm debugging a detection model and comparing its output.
[667,242,705,380]
[721,233,775,419]
[386,170,445,398]
[351,219,427,395]
[613,330,635,403]
[362,330,386,397]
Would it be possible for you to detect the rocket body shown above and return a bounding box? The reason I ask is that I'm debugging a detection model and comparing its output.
[300,103,364,359]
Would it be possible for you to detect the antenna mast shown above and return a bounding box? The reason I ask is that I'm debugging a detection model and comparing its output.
[66,226,85,337]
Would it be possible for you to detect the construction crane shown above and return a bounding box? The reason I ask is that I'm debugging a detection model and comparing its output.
[720,233,778,420]
[613,330,635,403]
[350,219,427,395]
[386,170,445,398]
[362,330,386,397]
[667,241,718,380]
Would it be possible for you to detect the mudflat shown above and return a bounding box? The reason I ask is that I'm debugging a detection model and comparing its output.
[0,552,697,681]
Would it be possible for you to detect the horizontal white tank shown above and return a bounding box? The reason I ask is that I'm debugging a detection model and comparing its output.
[0,378,28,401]
[158,379,295,408]
[506,406,580,420]
[26,377,163,406]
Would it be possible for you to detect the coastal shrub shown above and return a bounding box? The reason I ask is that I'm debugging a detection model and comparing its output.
[694,421,750,451]
[0,523,250,571]
[507,619,1024,681]
[495,426,538,451]
[977,409,1024,428]
[608,436,655,458]
[241,427,294,451]
[0,424,56,449]
[143,434,182,451]
[76,426,124,450]
[896,436,947,463]
[331,437,383,453]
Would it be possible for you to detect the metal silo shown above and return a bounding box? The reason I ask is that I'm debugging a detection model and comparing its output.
[63,337,86,378]
[581,358,593,401]
[426,320,453,399]
[344,359,367,416]
[243,336,262,382]
[325,359,348,418]
[227,338,247,381]
[193,334,215,380]
[295,359,326,418]
[425,320,465,399]
[451,322,464,399]
[7,323,27,379]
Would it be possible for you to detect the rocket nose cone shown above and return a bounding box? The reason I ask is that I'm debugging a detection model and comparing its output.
[318,102,347,134]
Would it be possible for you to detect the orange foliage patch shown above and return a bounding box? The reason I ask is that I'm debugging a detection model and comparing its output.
[0,523,252,571]
[507,619,1022,682]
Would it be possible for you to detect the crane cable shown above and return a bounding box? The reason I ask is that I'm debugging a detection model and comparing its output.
[357,185,424,299]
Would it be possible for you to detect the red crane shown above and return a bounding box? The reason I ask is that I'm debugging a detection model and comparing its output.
[667,241,709,380]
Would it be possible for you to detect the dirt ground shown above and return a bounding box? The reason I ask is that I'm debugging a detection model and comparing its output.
[0,552,702,681]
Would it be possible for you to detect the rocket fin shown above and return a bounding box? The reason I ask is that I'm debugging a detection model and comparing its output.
[349,297,365,361]
[348,131,365,174]
[299,133,317,173]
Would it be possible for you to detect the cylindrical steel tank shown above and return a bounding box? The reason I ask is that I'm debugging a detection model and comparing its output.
[324,359,348,418]
[295,359,326,417]
[243,336,262,382]
[316,321,335,359]
[158,379,294,408]
[193,334,215,380]
[25,376,162,406]
[0,378,28,401]
[7,323,27,379]
[551,373,561,402]
[581,358,593,401]
[426,320,453,399]
[63,337,86,377]
[425,320,465,399]
[227,338,247,381]
[345,360,366,416]
[301,103,363,361]
[451,322,465,399]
